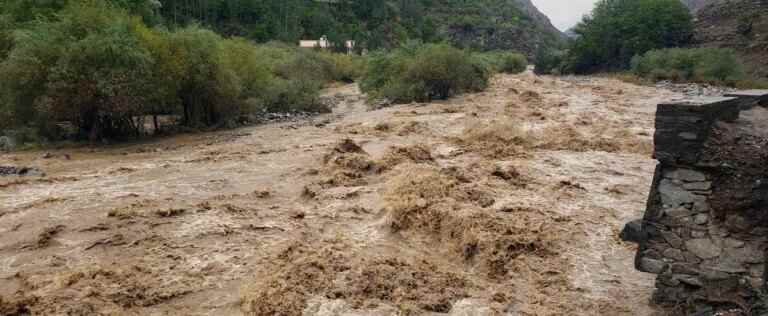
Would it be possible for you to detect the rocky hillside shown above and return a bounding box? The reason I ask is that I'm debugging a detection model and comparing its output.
[684,0,768,78]
[430,0,565,56]
[680,0,719,12]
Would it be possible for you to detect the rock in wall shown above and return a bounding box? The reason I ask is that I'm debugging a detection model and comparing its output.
[623,90,768,314]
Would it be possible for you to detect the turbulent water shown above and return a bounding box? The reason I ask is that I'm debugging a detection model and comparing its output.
[0,72,682,315]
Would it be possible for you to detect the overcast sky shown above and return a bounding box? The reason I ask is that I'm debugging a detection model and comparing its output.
[531,0,599,31]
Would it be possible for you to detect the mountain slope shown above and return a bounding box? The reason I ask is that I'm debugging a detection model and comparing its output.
[687,0,768,77]
[680,0,719,13]
[155,0,563,56]
[430,0,564,56]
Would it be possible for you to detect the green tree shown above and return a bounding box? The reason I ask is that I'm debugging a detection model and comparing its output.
[568,0,693,73]
[0,1,155,140]
[361,43,490,103]
[167,25,240,127]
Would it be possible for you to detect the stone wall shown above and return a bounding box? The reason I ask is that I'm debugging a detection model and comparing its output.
[622,90,768,314]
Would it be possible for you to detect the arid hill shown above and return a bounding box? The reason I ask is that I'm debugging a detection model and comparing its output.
[685,0,768,78]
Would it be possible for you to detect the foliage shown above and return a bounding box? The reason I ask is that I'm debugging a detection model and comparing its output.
[475,51,527,74]
[533,47,567,75]
[631,48,746,84]
[361,43,490,103]
[734,78,768,90]
[320,52,366,83]
[498,52,528,74]
[0,1,353,141]
[0,1,154,139]
[567,0,694,74]
[156,0,562,52]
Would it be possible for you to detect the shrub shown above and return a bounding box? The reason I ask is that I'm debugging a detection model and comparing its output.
[0,14,13,60]
[166,25,242,128]
[734,79,768,90]
[567,0,693,74]
[1,1,156,140]
[361,43,490,103]
[318,52,365,83]
[0,2,359,142]
[534,48,567,75]
[498,52,527,74]
[631,48,746,84]
[474,51,527,74]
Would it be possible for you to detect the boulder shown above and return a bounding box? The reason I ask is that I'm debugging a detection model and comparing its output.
[0,136,16,151]
[685,238,722,259]
[659,179,695,207]
[619,219,646,243]
[665,169,707,182]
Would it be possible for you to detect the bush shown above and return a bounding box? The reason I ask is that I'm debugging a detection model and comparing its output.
[631,48,746,84]
[0,1,360,142]
[361,43,490,103]
[567,0,693,74]
[534,48,567,75]
[498,52,528,74]
[472,51,527,74]
[1,1,156,140]
[318,52,365,83]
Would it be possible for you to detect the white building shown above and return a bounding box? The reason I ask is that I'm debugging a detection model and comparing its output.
[299,35,355,54]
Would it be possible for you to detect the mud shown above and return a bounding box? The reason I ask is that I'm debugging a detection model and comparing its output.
[0,72,680,315]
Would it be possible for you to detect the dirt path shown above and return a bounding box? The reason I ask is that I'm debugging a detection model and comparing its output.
[0,72,680,315]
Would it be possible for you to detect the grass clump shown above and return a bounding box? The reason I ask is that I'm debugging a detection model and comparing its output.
[361,43,490,104]
[630,48,746,84]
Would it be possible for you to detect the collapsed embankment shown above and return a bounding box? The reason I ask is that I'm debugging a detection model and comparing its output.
[623,90,768,315]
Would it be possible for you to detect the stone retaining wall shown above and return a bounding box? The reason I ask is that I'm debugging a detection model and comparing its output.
[623,90,768,314]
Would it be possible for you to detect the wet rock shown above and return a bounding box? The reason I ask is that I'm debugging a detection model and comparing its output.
[692,196,710,213]
[684,182,712,191]
[0,166,45,177]
[620,219,646,243]
[694,214,709,225]
[722,244,764,265]
[691,230,707,238]
[678,132,698,140]
[0,136,16,151]
[675,275,704,287]
[660,272,681,286]
[685,238,722,259]
[638,257,668,274]
[684,251,703,264]
[661,230,685,249]
[659,179,696,207]
[663,248,686,261]
[665,207,695,218]
[749,264,764,278]
[699,268,731,281]
[723,238,745,248]
[672,263,701,275]
[665,169,707,182]
[725,215,753,231]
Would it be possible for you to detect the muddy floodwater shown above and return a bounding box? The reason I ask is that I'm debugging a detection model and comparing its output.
[0,72,681,315]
